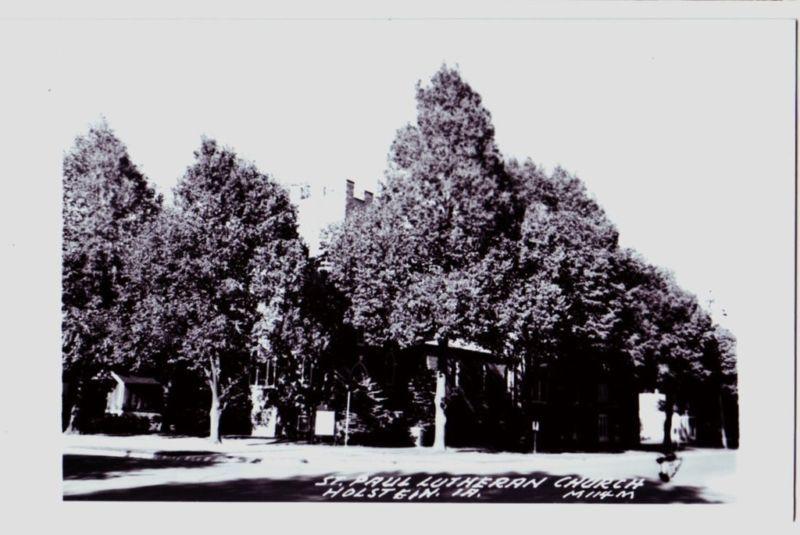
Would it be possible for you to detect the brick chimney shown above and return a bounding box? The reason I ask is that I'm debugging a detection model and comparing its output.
[345,179,374,219]
[345,179,356,217]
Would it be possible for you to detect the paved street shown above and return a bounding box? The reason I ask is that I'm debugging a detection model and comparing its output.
[63,435,737,503]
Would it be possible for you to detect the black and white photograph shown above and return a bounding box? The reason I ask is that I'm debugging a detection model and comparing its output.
[1,1,798,532]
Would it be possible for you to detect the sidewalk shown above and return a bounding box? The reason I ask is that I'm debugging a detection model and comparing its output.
[63,433,734,472]
[63,433,283,462]
[62,434,738,501]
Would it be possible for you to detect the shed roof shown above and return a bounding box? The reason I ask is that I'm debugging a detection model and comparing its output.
[113,373,161,386]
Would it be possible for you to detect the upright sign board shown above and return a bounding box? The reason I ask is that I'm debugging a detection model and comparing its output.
[314,410,336,436]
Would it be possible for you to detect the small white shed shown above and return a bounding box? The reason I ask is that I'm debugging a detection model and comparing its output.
[105,372,163,416]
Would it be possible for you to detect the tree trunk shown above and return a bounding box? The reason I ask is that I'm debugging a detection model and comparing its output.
[65,403,81,434]
[208,359,223,444]
[209,383,222,444]
[718,392,728,449]
[163,379,173,434]
[64,382,82,434]
[662,393,674,450]
[432,340,448,451]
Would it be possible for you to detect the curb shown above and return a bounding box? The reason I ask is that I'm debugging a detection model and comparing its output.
[65,447,259,464]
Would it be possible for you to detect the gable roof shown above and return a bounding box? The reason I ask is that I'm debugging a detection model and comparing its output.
[111,372,161,386]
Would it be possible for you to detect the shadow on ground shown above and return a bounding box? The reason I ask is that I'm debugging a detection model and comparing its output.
[64,457,721,503]
[63,455,219,480]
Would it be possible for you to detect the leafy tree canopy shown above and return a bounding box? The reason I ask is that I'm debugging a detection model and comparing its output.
[62,120,161,382]
[325,66,520,350]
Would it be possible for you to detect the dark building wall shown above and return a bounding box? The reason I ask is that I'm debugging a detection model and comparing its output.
[517,359,639,452]
[326,343,641,452]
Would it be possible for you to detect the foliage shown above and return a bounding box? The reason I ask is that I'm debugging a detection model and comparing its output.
[252,258,342,431]
[324,65,519,350]
[323,66,738,449]
[337,375,408,446]
[82,413,162,435]
[62,121,162,376]
[62,120,162,430]
[705,325,738,395]
[622,259,708,398]
[405,368,436,429]
[502,158,738,417]
[61,71,739,449]
[122,138,312,441]
[500,160,623,365]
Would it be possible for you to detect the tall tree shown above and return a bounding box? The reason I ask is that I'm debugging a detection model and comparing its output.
[710,325,738,397]
[156,139,307,443]
[110,207,192,431]
[326,67,738,452]
[250,254,339,436]
[324,66,520,450]
[622,258,714,447]
[500,160,623,368]
[62,121,161,432]
[511,162,738,449]
[700,323,738,447]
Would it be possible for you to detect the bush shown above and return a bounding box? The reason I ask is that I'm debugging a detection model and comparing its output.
[336,410,415,447]
[83,413,161,435]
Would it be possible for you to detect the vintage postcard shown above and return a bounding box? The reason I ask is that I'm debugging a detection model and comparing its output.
[1,1,798,534]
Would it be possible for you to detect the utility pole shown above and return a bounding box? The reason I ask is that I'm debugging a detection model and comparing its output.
[344,388,351,447]
[336,359,365,449]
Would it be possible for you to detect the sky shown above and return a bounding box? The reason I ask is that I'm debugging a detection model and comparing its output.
[3,18,793,334]
[0,11,797,526]
[3,17,795,372]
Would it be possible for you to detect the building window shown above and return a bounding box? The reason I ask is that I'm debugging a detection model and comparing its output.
[506,366,516,393]
[598,383,609,403]
[598,413,609,443]
[297,412,310,433]
[266,358,278,387]
[302,359,313,385]
[254,358,277,388]
[531,378,545,401]
[128,391,141,411]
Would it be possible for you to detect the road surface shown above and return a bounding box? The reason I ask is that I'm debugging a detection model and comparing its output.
[63,442,736,503]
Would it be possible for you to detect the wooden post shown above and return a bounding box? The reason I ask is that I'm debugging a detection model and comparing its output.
[432,367,447,451]
[344,388,351,447]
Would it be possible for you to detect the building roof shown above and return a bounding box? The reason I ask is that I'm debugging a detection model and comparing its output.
[423,339,491,354]
[111,372,161,386]
[421,339,504,362]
